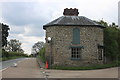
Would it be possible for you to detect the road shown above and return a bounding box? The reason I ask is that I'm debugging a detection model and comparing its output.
[0,58,27,70]
[2,58,44,78]
[1,58,119,78]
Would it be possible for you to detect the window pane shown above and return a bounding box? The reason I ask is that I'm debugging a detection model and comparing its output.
[72,54,73,57]
[71,48,81,59]
[78,54,80,58]
[98,48,103,60]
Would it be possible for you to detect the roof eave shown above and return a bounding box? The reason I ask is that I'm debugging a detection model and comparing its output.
[43,24,105,30]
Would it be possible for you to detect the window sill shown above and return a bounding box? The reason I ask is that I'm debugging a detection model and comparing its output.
[70,46,84,48]
[71,58,81,60]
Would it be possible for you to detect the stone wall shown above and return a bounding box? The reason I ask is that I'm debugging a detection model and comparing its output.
[45,26,104,67]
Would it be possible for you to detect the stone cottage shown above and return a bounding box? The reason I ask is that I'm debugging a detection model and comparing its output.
[43,8,105,67]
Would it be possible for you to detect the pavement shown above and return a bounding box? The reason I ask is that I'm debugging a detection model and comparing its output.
[45,67,118,78]
[1,58,119,78]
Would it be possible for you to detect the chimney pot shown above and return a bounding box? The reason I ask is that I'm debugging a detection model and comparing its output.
[63,8,79,16]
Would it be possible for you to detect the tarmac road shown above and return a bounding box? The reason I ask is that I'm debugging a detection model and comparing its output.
[2,58,44,78]
[0,58,27,70]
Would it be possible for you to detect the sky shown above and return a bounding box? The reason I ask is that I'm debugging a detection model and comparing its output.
[0,0,120,55]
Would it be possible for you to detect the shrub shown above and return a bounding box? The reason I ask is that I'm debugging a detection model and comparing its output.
[2,50,28,61]
[2,49,9,58]
[38,48,46,63]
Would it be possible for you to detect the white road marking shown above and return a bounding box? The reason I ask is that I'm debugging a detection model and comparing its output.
[42,72,45,73]
[11,63,17,67]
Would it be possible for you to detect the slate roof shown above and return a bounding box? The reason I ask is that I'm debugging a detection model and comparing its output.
[43,16,105,29]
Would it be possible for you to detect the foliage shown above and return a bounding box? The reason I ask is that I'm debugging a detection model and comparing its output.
[5,39,24,53]
[96,20,120,62]
[38,47,46,63]
[0,23,27,61]
[8,52,28,57]
[2,56,25,61]
[0,23,10,47]
[28,54,34,57]
[32,41,44,56]
[104,27,119,61]
[2,49,9,58]
[2,49,28,58]
[95,20,108,27]
[118,29,120,60]
[2,49,28,61]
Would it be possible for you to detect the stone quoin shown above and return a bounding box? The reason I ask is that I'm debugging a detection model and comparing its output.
[43,8,105,67]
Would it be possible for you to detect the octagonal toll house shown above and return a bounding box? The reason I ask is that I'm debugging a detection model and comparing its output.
[43,8,105,67]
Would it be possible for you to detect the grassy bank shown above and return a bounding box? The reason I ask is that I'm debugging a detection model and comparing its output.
[52,62,120,70]
[1,50,28,61]
[1,56,26,61]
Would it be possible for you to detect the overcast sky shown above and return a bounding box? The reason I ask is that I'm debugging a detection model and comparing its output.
[0,0,119,55]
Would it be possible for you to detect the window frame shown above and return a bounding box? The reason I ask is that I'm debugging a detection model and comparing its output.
[71,47,82,60]
[98,47,103,60]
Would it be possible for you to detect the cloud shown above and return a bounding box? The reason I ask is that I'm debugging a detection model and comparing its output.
[1,0,119,24]
[1,2,49,26]
[8,33,45,54]
[24,24,45,37]
[18,34,45,54]
[9,25,24,34]
[1,0,119,54]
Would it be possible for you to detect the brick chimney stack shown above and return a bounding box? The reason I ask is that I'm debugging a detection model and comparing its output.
[63,8,79,16]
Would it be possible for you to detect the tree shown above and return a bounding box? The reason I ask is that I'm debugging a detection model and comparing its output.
[31,41,44,56]
[5,39,24,53]
[104,27,119,61]
[96,20,120,62]
[0,23,10,47]
[94,20,108,27]
[117,29,120,60]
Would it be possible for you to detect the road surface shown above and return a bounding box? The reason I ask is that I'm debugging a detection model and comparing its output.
[2,58,44,78]
[0,58,27,70]
[1,58,119,78]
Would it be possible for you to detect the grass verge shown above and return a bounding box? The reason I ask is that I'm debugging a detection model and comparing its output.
[1,56,26,61]
[52,62,119,70]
